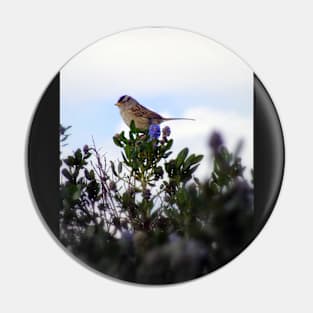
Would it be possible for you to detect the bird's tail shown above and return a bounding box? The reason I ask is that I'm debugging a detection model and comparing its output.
[163,117,195,121]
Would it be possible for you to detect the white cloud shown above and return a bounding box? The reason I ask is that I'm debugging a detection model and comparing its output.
[170,106,253,180]
[61,28,252,106]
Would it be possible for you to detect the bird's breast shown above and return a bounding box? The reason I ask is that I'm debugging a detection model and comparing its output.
[120,109,152,130]
[120,110,133,126]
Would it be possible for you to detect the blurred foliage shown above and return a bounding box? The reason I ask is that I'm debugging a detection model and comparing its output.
[60,125,71,146]
[60,122,254,284]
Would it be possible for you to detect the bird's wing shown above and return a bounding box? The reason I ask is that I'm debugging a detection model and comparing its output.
[130,103,163,120]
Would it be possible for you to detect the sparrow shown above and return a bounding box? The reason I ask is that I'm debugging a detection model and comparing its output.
[115,95,194,130]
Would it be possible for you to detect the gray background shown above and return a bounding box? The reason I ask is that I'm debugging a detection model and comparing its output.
[0,0,311,312]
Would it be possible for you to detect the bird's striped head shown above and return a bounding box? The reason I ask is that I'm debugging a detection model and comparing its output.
[115,95,132,107]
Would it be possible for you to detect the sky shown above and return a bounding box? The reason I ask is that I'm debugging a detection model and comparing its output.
[61,28,253,180]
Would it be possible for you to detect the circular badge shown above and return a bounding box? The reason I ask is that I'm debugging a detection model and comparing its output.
[27,28,284,284]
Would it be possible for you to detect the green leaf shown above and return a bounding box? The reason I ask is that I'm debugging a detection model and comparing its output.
[194,154,204,163]
[165,139,173,151]
[118,161,123,174]
[72,185,81,200]
[62,168,72,180]
[129,129,135,141]
[113,136,123,147]
[120,131,128,143]
[121,152,130,166]
[189,164,199,175]
[163,152,172,159]
[90,170,95,179]
[176,148,189,168]
[183,154,204,170]
[210,182,219,193]
[165,160,176,177]
[84,169,90,180]
[74,149,82,162]
[130,120,136,132]
[84,169,95,180]
[64,156,75,166]
[183,154,195,169]
[125,145,131,159]
[62,183,81,202]
[110,161,118,177]
[132,160,139,170]
[83,152,92,159]
[176,188,188,206]
[194,177,201,186]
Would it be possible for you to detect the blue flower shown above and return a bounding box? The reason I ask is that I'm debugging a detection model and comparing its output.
[209,131,224,153]
[162,126,171,138]
[149,124,161,139]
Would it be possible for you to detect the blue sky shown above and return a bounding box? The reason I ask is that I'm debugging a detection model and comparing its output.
[61,28,253,179]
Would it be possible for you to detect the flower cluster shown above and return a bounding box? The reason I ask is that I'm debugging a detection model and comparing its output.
[162,126,171,138]
[148,124,161,139]
[209,131,224,154]
[148,124,171,140]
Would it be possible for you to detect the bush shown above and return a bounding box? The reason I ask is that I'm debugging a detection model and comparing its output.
[60,122,254,284]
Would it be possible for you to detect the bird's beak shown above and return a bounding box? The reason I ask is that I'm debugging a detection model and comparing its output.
[115,102,121,107]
